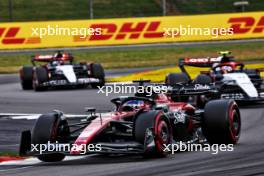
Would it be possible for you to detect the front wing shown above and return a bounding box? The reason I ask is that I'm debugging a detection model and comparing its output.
[39,78,100,87]
[220,92,264,102]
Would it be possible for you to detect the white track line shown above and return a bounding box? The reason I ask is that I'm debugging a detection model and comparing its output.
[106,82,133,84]
[0,158,41,166]
[0,112,114,120]
[0,156,87,166]
[0,113,88,120]
[0,166,34,172]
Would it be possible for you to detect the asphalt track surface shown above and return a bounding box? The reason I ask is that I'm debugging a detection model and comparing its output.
[0,70,264,175]
[1,38,264,54]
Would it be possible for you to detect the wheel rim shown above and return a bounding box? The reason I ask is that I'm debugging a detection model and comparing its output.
[50,118,59,142]
[32,72,38,89]
[229,108,241,142]
[155,120,170,153]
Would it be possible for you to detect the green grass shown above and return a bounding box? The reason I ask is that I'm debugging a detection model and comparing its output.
[0,0,263,22]
[0,42,264,74]
[0,0,161,22]
[93,0,161,19]
[0,151,18,157]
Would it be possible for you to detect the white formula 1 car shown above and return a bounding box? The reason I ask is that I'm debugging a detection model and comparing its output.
[19,51,105,91]
[165,51,264,104]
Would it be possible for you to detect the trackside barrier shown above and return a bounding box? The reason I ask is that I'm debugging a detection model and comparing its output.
[0,12,263,49]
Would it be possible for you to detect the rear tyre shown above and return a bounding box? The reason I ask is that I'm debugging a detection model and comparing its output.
[20,66,33,90]
[193,74,212,84]
[165,73,190,102]
[165,73,189,86]
[134,111,172,157]
[90,64,105,89]
[32,112,69,162]
[33,67,49,91]
[202,100,241,144]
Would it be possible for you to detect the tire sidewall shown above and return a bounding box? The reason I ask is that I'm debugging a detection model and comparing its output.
[202,100,241,144]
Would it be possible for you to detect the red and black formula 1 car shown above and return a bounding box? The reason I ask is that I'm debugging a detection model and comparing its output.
[19,51,105,91]
[165,51,264,104]
[19,82,241,162]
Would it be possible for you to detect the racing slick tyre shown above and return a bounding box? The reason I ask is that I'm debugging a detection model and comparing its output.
[33,67,49,91]
[193,74,213,109]
[20,66,33,90]
[202,100,241,144]
[32,112,70,162]
[134,110,172,157]
[165,73,190,102]
[165,73,189,86]
[91,63,105,89]
[193,74,212,84]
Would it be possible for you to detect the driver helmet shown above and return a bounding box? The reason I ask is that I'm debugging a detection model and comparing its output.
[221,65,233,73]
[123,100,145,110]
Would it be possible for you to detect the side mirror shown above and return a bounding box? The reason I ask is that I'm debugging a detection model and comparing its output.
[85,107,96,114]
[85,107,97,121]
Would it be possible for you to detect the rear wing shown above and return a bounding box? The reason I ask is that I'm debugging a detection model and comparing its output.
[257,68,264,73]
[31,53,73,65]
[179,57,222,68]
[178,58,220,79]
[178,57,237,79]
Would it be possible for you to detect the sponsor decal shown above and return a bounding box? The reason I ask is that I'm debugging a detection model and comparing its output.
[194,84,210,90]
[83,21,163,41]
[184,57,221,64]
[0,27,40,45]
[221,93,245,99]
[228,16,264,34]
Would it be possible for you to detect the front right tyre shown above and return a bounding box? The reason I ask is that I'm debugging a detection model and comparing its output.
[134,110,172,157]
[32,112,70,162]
